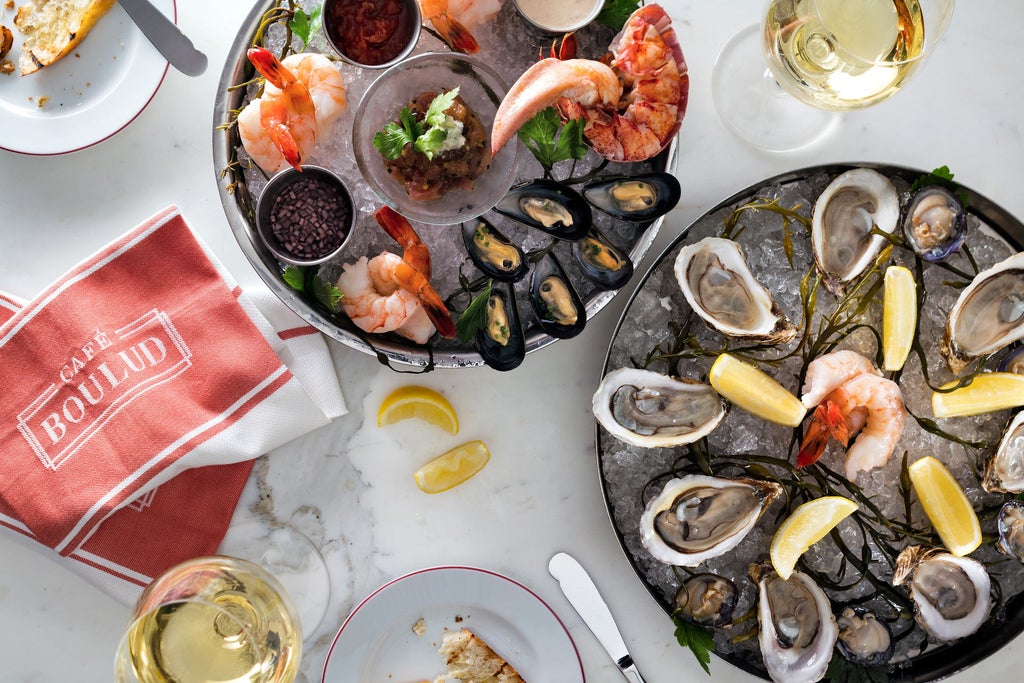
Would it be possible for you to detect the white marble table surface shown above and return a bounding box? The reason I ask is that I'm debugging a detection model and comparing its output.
[1,0,1023,681]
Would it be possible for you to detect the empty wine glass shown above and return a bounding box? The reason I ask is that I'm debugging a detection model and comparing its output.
[114,556,302,683]
[713,0,955,152]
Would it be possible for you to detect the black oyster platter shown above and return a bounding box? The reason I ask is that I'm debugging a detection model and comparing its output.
[597,163,1024,681]
[213,0,682,370]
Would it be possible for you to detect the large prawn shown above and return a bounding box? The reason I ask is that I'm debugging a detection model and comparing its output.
[491,3,688,162]
[237,48,347,174]
[418,0,501,54]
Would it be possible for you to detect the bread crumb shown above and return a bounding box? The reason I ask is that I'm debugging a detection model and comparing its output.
[38,95,49,108]
[3,1,13,10]
[412,617,427,636]
[0,59,13,75]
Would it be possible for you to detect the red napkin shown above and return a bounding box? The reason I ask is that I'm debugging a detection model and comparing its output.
[0,208,345,601]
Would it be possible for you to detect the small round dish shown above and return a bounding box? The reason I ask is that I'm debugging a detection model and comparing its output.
[512,0,604,34]
[352,52,520,226]
[255,166,355,266]
[321,0,421,69]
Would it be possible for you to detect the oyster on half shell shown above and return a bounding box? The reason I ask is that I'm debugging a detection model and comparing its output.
[982,410,1024,493]
[592,368,726,448]
[674,237,795,343]
[811,168,899,294]
[893,546,992,642]
[941,251,1024,375]
[640,475,782,566]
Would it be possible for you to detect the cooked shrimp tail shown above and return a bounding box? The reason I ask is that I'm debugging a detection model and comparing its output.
[374,206,432,276]
[247,47,317,170]
[797,400,851,467]
[389,258,457,339]
[419,0,480,54]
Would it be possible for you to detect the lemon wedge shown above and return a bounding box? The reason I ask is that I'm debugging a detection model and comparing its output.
[709,353,806,427]
[378,385,459,434]
[883,266,917,371]
[932,372,1024,418]
[414,440,491,494]
[770,496,859,580]
[908,456,981,556]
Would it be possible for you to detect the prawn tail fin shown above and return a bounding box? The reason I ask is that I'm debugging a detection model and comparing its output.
[374,206,418,247]
[430,14,480,55]
[265,123,303,171]
[247,47,291,89]
[797,400,850,467]
[420,295,457,340]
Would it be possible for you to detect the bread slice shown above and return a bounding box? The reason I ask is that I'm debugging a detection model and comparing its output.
[15,0,116,75]
[434,628,526,683]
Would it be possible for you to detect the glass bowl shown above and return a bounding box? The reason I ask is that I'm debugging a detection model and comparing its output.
[352,52,521,226]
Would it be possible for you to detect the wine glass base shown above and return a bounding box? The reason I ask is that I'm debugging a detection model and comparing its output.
[712,24,838,153]
[219,522,331,640]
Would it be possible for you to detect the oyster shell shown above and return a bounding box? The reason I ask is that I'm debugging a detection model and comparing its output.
[572,227,633,290]
[674,237,796,343]
[640,475,782,565]
[997,500,1024,561]
[893,546,992,642]
[592,368,726,447]
[752,564,837,683]
[982,411,1024,493]
[529,253,586,339]
[474,282,525,372]
[675,573,738,627]
[493,179,591,240]
[836,607,893,667]
[902,185,967,262]
[811,168,899,293]
[461,218,528,282]
[998,346,1024,374]
[582,172,681,222]
[941,251,1024,374]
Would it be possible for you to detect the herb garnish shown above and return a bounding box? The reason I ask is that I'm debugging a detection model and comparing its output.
[597,0,642,30]
[373,88,462,161]
[455,279,493,343]
[288,6,322,50]
[283,265,343,312]
[673,615,714,675]
[516,107,588,173]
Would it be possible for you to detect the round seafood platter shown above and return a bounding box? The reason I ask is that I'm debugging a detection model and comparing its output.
[213,0,685,370]
[596,163,1024,681]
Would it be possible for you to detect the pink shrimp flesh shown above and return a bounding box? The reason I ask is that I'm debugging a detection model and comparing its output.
[337,255,435,344]
[800,350,881,409]
[418,0,482,53]
[246,47,318,171]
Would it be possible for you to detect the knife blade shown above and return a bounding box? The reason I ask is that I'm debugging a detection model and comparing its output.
[548,552,647,683]
[118,0,207,77]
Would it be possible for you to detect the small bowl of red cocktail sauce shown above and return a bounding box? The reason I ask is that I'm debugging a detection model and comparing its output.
[322,0,421,69]
[255,166,355,266]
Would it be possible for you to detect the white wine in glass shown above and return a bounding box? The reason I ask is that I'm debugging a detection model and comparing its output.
[712,0,954,151]
[115,556,302,683]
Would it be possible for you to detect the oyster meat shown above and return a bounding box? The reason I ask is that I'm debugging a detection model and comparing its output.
[674,237,796,343]
[836,607,893,667]
[811,168,899,293]
[675,573,738,627]
[997,500,1024,561]
[902,185,967,262]
[941,251,1024,374]
[753,565,837,683]
[639,475,782,565]
[592,368,726,448]
[893,546,992,642]
[982,411,1024,493]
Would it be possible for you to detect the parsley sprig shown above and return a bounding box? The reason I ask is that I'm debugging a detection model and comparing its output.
[516,107,588,174]
[288,7,322,50]
[283,265,343,312]
[597,0,642,30]
[373,88,462,161]
[673,615,714,675]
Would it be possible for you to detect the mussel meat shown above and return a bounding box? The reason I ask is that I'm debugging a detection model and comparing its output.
[675,573,738,627]
[494,179,591,240]
[529,253,586,338]
[461,219,529,282]
[572,227,633,290]
[997,500,1024,561]
[474,282,525,372]
[902,185,967,262]
[582,172,681,222]
[836,607,894,667]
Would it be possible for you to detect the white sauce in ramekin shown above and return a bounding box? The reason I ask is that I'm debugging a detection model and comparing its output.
[514,0,603,32]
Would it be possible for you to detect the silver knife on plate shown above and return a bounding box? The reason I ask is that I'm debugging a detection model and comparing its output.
[118,0,207,77]
[548,552,647,683]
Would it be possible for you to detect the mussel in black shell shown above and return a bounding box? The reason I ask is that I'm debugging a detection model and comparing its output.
[572,227,633,290]
[529,253,586,338]
[461,218,529,282]
[494,179,591,240]
[582,172,681,222]
[474,282,525,371]
[902,185,967,262]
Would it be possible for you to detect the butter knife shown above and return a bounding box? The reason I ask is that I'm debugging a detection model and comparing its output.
[118,0,207,77]
[548,552,647,683]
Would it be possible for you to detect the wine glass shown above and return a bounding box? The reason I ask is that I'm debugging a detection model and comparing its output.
[712,0,955,152]
[114,556,302,683]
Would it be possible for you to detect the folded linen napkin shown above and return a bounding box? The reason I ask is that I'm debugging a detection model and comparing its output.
[0,207,346,603]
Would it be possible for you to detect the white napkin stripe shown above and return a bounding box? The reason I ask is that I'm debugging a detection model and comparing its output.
[71,549,153,586]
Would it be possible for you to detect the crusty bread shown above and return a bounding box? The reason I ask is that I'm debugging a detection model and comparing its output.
[15,0,116,75]
[434,628,526,683]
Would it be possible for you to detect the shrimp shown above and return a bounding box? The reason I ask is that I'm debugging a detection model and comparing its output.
[418,0,499,54]
[800,350,881,409]
[798,373,905,481]
[337,255,435,344]
[491,3,688,162]
[238,49,347,174]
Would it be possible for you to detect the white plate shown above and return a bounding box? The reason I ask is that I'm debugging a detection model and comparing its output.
[321,566,584,683]
[0,0,172,155]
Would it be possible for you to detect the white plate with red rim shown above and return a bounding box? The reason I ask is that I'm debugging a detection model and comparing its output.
[321,565,584,683]
[0,0,173,155]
